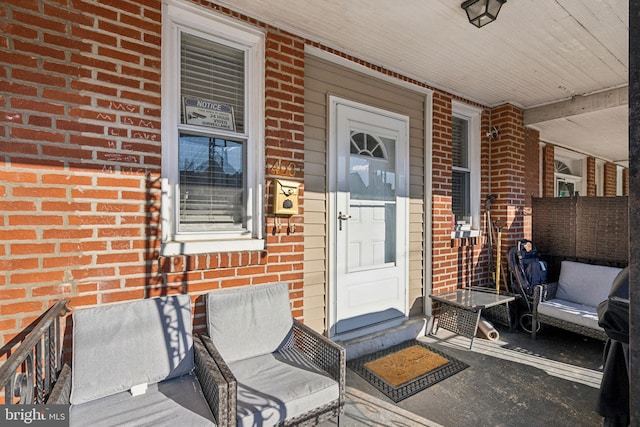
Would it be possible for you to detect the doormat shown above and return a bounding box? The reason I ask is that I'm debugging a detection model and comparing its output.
[348,340,469,403]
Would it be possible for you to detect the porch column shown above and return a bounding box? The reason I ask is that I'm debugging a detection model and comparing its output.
[542,144,555,197]
[586,156,597,196]
[488,104,527,276]
[629,0,639,422]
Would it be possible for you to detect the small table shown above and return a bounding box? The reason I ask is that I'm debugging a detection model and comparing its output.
[430,287,516,348]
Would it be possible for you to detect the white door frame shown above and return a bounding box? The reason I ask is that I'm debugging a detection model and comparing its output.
[327,95,410,339]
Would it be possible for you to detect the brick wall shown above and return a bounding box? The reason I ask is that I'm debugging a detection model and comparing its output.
[431,93,459,293]
[0,0,305,352]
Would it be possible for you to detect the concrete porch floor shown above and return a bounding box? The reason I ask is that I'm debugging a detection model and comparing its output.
[322,324,606,427]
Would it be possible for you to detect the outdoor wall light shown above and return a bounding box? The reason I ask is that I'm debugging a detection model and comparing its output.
[461,0,506,28]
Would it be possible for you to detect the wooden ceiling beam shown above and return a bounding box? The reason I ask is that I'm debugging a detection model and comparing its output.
[523,85,628,125]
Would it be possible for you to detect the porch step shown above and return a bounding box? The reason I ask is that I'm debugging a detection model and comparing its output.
[336,316,432,361]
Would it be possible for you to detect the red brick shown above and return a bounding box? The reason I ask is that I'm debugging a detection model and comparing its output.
[2,201,37,211]
[12,186,66,198]
[60,241,108,253]
[9,215,63,226]
[101,290,145,303]
[0,301,45,315]
[31,283,73,297]
[10,243,56,255]
[0,288,27,301]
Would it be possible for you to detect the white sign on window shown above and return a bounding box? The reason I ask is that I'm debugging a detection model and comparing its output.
[183,97,235,131]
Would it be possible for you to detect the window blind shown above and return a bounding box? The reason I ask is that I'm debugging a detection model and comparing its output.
[180,33,245,132]
[452,116,468,169]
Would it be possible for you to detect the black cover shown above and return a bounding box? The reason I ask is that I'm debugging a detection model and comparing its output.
[597,267,630,343]
[596,267,630,426]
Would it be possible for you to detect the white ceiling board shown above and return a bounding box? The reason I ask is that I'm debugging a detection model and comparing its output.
[218,0,629,162]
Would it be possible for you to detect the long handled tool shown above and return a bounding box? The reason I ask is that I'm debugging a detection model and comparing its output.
[494,221,504,294]
[485,195,497,287]
[492,220,509,293]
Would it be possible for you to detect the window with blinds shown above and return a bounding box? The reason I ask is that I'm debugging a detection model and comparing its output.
[452,116,471,224]
[178,32,247,233]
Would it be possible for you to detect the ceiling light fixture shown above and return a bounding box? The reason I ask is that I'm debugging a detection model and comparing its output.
[461,0,506,28]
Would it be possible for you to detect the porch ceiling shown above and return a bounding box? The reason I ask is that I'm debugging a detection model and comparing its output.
[219,0,629,165]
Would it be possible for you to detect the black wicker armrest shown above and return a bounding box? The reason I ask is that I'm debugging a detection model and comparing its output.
[292,319,346,409]
[532,282,559,307]
[47,363,71,404]
[194,336,230,427]
[198,334,237,427]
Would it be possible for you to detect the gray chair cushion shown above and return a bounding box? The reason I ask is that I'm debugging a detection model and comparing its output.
[556,261,622,307]
[71,295,194,405]
[228,348,340,427]
[538,299,603,331]
[206,282,293,362]
[70,372,215,426]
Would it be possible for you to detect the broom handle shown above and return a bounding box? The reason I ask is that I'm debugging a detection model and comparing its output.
[494,221,504,294]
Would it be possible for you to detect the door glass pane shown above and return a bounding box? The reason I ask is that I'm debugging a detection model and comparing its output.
[348,132,396,269]
[557,179,575,197]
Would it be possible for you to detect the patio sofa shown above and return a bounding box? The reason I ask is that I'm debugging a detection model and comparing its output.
[531,260,623,341]
[48,294,228,426]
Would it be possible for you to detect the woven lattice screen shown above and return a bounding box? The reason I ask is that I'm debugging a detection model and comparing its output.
[532,196,628,264]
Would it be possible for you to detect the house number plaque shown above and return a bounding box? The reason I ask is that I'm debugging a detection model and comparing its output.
[270,159,298,177]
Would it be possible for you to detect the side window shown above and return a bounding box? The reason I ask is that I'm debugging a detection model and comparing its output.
[452,101,481,234]
[161,1,265,256]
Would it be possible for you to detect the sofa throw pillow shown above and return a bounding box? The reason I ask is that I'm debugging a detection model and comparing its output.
[556,261,622,308]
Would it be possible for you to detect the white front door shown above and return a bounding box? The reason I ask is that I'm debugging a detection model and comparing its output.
[329,97,409,336]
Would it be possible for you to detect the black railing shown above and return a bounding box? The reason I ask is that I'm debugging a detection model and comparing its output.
[0,300,69,404]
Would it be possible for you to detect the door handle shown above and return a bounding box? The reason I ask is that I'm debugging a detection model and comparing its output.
[338,212,351,231]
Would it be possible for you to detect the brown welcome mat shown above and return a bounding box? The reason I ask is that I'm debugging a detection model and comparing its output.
[348,340,469,403]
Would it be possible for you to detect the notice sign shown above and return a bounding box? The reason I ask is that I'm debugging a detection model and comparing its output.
[183,97,235,131]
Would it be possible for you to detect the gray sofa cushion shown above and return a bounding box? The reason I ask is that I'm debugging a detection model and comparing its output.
[71,295,194,405]
[228,347,340,427]
[206,282,293,362]
[538,299,602,331]
[556,261,622,307]
[70,372,215,426]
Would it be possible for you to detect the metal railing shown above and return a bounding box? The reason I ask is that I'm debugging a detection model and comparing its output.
[0,300,69,404]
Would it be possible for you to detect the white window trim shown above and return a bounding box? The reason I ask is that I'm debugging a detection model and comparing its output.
[160,0,265,256]
[451,100,481,238]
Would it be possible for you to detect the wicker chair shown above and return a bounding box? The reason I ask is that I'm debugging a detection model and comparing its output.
[48,295,229,426]
[202,282,345,427]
